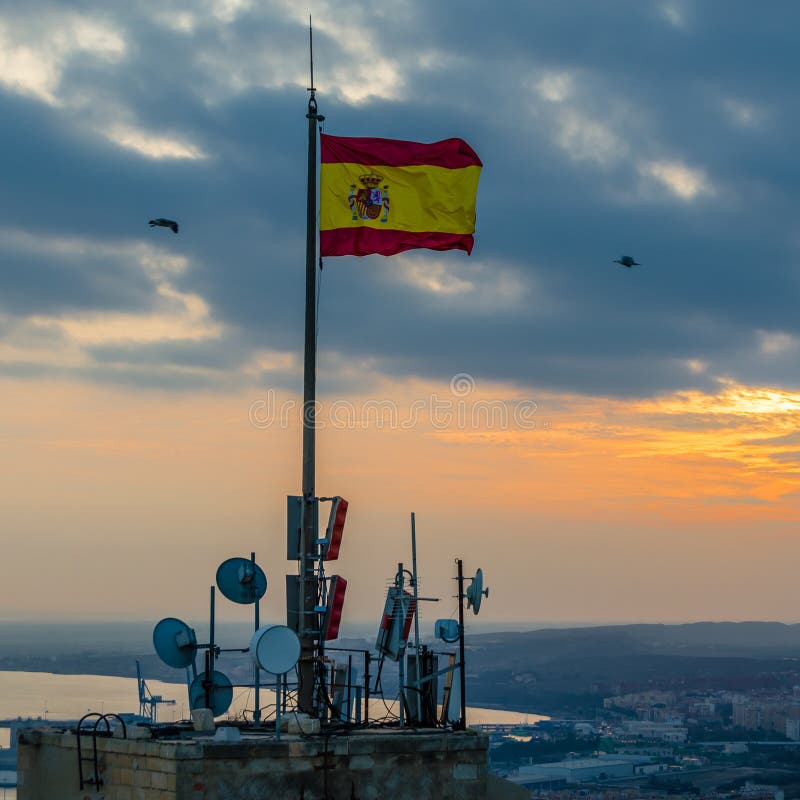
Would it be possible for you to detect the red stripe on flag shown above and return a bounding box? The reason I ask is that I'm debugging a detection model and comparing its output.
[321,134,482,170]
[320,228,475,257]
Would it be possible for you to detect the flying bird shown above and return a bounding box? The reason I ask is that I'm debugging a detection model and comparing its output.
[613,255,640,268]
[149,218,179,234]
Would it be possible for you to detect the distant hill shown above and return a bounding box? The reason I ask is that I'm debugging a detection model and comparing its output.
[3,620,800,716]
[469,621,800,664]
[464,622,800,715]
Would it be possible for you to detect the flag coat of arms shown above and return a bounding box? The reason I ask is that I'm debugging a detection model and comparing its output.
[319,134,482,257]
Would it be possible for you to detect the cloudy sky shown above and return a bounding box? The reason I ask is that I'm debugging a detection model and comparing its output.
[2,0,800,631]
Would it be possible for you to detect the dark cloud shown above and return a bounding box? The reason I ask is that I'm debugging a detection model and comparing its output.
[770,451,800,464]
[1,1,800,395]
[750,431,800,448]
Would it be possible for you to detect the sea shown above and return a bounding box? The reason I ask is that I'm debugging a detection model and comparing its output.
[0,670,548,797]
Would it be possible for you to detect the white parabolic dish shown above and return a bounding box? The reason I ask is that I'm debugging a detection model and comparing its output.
[249,624,301,675]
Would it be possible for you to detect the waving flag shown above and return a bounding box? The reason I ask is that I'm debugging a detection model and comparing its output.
[319,134,482,257]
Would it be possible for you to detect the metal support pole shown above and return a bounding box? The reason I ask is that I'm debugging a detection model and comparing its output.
[347,653,353,722]
[299,81,323,715]
[397,562,405,726]
[275,676,282,741]
[364,651,370,725]
[203,648,211,711]
[206,585,216,712]
[456,559,467,731]
[252,552,261,723]
[410,512,422,724]
[209,585,215,667]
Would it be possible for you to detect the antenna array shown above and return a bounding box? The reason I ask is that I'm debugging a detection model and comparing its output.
[150,517,488,733]
[152,552,300,726]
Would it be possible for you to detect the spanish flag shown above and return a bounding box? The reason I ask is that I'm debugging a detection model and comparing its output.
[319,134,482,257]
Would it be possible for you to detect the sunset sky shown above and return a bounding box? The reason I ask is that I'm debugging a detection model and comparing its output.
[2,1,800,632]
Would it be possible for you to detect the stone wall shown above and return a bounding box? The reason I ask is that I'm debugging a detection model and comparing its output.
[18,727,489,800]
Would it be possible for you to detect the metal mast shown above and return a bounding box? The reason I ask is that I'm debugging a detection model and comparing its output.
[456,559,467,730]
[299,17,323,715]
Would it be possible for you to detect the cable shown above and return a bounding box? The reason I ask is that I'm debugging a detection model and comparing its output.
[230,687,251,721]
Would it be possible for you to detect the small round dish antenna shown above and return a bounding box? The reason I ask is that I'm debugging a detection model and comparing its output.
[153,617,198,669]
[249,624,301,675]
[466,568,489,615]
[216,557,267,605]
[188,670,233,717]
[435,619,460,643]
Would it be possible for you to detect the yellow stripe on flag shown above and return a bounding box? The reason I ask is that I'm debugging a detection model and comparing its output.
[320,163,481,234]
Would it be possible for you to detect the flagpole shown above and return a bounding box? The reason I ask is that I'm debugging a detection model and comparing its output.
[299,20,324,716]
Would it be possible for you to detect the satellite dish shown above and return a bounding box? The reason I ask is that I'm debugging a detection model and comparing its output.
[249,624,301,675]
[465,568,489,616]
[153,617,198,669]
[216,557,267,605]
[435,619,460,643]
[188,670,233,717]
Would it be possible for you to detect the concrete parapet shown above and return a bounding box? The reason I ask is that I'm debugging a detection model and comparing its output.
[18,725,488,799]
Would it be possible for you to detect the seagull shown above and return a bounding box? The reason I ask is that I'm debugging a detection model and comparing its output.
[149,218,179,234]
[613,255,640,268]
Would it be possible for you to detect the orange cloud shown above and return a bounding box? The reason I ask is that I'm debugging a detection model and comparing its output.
[1,375,799,624]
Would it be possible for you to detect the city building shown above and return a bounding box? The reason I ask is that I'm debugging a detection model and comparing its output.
[517,758,634,783]
[620,721,687,743]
